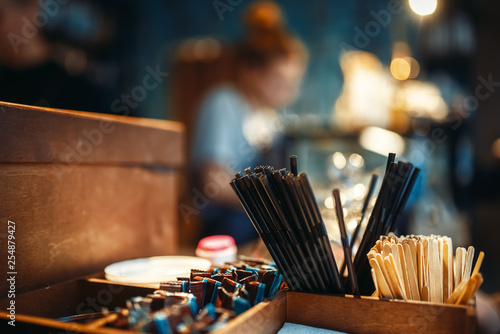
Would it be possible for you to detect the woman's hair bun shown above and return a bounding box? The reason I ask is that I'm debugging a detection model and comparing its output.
[237,1,307,67]
[243,1,284,32]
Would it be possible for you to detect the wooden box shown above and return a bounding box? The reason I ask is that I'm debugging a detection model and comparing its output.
[0,101,184,296]
[0,101,184,332]
[1,277,157,333]
[1,284,475,333]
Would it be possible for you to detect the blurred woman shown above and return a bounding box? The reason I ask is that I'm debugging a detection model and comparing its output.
[191,1,307,245]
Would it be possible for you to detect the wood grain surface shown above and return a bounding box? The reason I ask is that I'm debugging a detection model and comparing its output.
[286,292,476,334]
[213,291,287,334]
[0,101,184,296]
[0,101,185,165]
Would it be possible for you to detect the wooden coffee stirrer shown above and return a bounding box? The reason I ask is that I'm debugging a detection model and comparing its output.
[422,238,429,291]
[387,253,407,300]
[375,253,397,297]
[456,273,483,305]
[443,237,453,301]
[472,251,484,276]
[463,246,475,281]
[417,241,424,296]
[447,278,468,304]
[397,243,412,299]
[456,247,467,286]
[403,242,421,300]
[369,258,394,298]
[429,239,443,303]
[421,285,429,302]
[461,250,485,305]
[371,268,379,297]
[368,234,484,305]
[454,248,460,288]
[408,239,419,285]
[391,243,408,299]
[447,251,484,304]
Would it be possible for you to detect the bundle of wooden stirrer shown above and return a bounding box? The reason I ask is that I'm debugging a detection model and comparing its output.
[368,233,484,305]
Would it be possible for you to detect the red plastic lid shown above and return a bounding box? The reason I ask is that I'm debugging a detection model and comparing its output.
[197,235,236,252]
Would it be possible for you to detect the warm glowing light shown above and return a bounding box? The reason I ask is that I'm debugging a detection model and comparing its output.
[347,220,358,230]
[353,183,366,201]
[409,0,437,16]
[333,51,394,131]
[359,126,406,157]
[492,138,500,159]
[325,197,334,209]
[405,57,420,79]
[395,81,448,120]
[390,58,411,81]
[349,153,364,168]
[332,152,347,169]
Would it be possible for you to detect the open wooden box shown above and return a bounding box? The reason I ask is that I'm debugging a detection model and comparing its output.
[0,101,184,332]
[0,102,476,333]
[0,277,157,333]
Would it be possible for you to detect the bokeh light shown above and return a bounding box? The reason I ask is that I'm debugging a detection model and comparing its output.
[332,152,347,169]
[353,183,366,201]
[324,196,334,209]
[360,126,406,156]
[492,138,500,159]
[409,0,437,16]
[390,58,411,81]
[349,153,364,168]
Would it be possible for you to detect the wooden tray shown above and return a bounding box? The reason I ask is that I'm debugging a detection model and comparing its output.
[0,277,156,333]
[1,283,476,334]
[216,291,476,334]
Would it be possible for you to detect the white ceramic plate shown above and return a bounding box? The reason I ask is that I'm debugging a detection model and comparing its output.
[104,256,211,285]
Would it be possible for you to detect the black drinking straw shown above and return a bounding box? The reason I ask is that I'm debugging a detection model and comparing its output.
[230,178,299,290]
[245,173,312,291]
[353,160,397,279]
[386,153,396,172]
[350,174,378,249]
[333,189,360,296]
[253,169,316,291]
[380,162,412,235]
[249,173,312,291]
[374,163,406,237]
[236,175,303,291]
[352,154,420,294]
[282,174,324,291]
[352,180,387,292]
[231,179,295,278]
[296,173,342,293]
[385,167,420,234]
[290,155,298,176]
[269,170,322,291]
[291,176,330,287]
[339,173,378,277]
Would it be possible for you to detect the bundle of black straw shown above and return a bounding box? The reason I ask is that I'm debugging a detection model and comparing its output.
[352,153,420,294]
[230,154,419,296]
[230,158,342,293]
